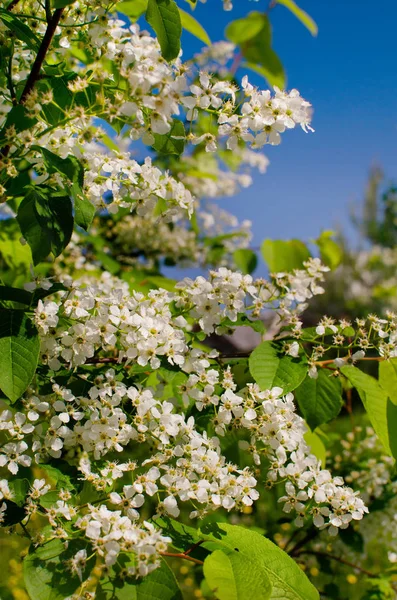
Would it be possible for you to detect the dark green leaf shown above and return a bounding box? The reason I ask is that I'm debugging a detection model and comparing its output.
[146,0,182,61]
[294,370,344,430]
[0,9,40,51]
[0,310,40,402]
[152,119,185,155]
[17,188,74,264]
[249,341,307,393]
[0,285,32,306]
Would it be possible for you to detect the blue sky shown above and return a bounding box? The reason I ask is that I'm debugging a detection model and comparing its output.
[177,0,397,249]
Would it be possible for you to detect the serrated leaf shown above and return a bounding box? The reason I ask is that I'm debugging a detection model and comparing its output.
[294,371,344,430]
[276,0,318,36]
[201,523,319,600]
[204,548,272,600]
[341,366,392,455]
[146,0,182,61]
[179,7,211,45]
[261,239,310,273]
[0,311,40,402]
[249,341,307,393]
[233,249,257,274]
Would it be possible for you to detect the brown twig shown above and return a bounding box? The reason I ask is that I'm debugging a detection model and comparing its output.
[295,550,377,578]
[1,7,64,157]
[160,551,204,566]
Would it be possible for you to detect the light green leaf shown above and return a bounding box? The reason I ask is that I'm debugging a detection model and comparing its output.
[379,359,397,405]
[204,548,272,600]
[237,16,285,88]
[249,341,307,393]
[387,398,397,460]
[261,239,310,273]
[314,230,342,269]
[226,11,266,44]
[294,370,344,430]
[179,7,211,45]
[304,430,326,466]
[146,0,182,61]
[117,0,148,19]
[201,523,319,600]
[233,249,258,274]
[341,366,391,455]
[276,0,318,36]
[0,311,40,403]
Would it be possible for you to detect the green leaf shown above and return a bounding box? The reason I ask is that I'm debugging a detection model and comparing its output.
[0,311,40,403]
[249,341,307,393]
[179,7,211,45]
[341,366,392,455]
[225,11,266,44]
[201,523,319,600]
[154,516,202,551]
[40,463,75,490]
[146,0,182,61]
[17,188,74,264]
[303,430,326,467]
[96,556,183,600]
[380,360,397,459]
[0,285,32,306]
[275,0,318,36]
[74,193,95,230]
[118,0,148,19]
[261,239,310,273]
[152,119,185,155]
[236,16,285,89]
[233,249,258,274]
[24,540,93,600]
[204,548,272,600]
[314,230,342,269]
[0,9,40,51]
[294,370,344,430]
[379,358,397,405]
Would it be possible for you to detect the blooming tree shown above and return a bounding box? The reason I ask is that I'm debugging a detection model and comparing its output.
[0,1,396,599]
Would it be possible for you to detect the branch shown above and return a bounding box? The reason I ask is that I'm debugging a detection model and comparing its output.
[295,550,377,578]
[1,7,64,157]
[19,8,64,105]
[160,551,204,566]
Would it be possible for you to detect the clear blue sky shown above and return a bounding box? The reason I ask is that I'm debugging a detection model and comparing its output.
[177,0,397,248]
